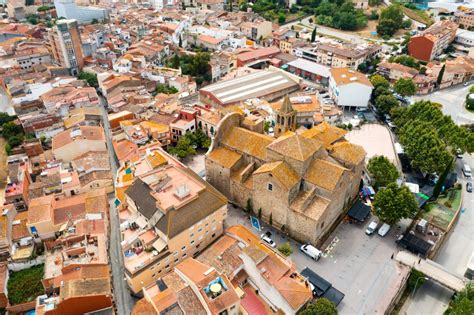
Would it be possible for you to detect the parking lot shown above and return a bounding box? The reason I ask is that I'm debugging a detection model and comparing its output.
[225,205,411,315]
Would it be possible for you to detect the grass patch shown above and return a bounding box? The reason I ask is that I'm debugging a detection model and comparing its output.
[422,188,462,230]
[7,264,44,305]
[401,7,433,26]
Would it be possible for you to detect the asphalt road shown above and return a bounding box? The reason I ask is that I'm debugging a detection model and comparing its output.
[404,153,474,315]
[99,96,135,314]
[226,205,411,315]
[413,84,474,126]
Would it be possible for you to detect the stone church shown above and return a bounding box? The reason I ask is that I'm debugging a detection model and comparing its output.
[205,97,366,245]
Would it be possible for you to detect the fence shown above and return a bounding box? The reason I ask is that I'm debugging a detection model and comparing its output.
[8,256,45,272]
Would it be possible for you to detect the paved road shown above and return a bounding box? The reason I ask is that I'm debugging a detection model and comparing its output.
[413,84,474,126]
[226,205,411,315]
[404,153,474,314]
[99,96,135,314]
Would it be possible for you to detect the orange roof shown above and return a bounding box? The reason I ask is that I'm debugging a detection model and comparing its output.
[28,195,55,224]
[329,68,373,87]
[52,126,105,150]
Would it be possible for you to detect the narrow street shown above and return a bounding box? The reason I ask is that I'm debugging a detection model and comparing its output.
[99,96,135,314]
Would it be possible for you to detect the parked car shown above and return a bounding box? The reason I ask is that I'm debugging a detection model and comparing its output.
[356,107,367,112]
[365,221,378,235]
[463,164,472,178]
[260,233,276,248]
[467,182,472,193]
[300,244,322,261]
[378,223,391,237]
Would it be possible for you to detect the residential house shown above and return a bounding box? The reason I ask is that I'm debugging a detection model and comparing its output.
[377,62,419,81]
[170,108,198,142]
[52,126,107,162]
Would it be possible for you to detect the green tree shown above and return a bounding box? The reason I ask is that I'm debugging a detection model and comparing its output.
[394,78,417,97]
[168,135,196,159]
[377,18,399,37]
[0,113,16,126]
[301,298,338,315]
[373,183,418,225]
[380,4,404,25]
[91,18,99,24]
[278,12,286,24]
[402,19,412,29]
[392,55,419,69]
[445,284,474,315]
[311,27,317,42]
[1,121,23,139]
[78,71,98,88]
[432,156,455,199]
[375,94,400,115]
[277,242,293,256]
[367,156,399,189]
[399,120,453,174]
[370,74,390,90]
[369,10,379,20]
[246,198,253,213]
[437,64,445,85]
[369,0,382,5]
[154,84,178,95]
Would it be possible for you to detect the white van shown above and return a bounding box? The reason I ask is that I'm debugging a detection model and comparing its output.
[463,164,472,178]
[300,244,322,261]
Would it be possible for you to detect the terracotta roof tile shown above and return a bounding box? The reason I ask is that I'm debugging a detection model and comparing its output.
[254,161,299,190]
[330,141,366,166]
[304,159,346,191]
[207,147,242,169]
[221,127,273,160]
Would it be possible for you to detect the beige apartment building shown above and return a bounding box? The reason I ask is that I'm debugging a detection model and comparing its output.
[456,9,474,29]
[118,148,227,294]
[52,126,107,162]
[48,19,84,76]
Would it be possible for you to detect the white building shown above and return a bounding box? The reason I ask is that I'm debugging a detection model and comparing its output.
[455,29,474,52]
[328,68,373,108]
[54,0,109,24]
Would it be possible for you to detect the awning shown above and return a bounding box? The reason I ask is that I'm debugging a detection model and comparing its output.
[322,287,345,306]
[301,268,331,296]
[397,233,432,257]
[347,200,371,223]
[152,238,167,252]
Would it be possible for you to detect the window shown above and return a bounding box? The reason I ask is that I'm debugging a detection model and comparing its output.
[182,253,187,257]
[321,221,325,229]
[165,264,170,269]
[196,244,200,249]
[191,240,195,244]
[152,273,156,278]
[174,258,179,263]
[181,246,186,250]
[198,228,203,232]
[190,233,194,237]
[267,183,273,191]
[212,233,216,238]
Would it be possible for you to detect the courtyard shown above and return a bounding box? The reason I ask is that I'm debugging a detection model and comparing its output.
[345,124,398,167]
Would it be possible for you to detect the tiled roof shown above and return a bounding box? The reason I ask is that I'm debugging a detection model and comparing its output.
[267,133,322,162]
[329,141,366,166]
[304,159,346,191]
[254,161,299,190]
[207,147,242,169]
[221,127,273,160]
[301,122,347,148]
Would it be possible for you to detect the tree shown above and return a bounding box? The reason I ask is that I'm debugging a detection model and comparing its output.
[1,121,23,139]
[402,19,412,29]
[246,198,253,213]
[445,284,474,315]
[394,78,417,96]
[369,10,379,20]
[377,18,399,37]
[369,0,382,6]
[432,156,455,199]
[269,212,273,225]
[372,183,418,225]
[380,4,404,25]
[399,120,453,174]
[278,12,286,24]
[277,242,293,256]
[78,71,98,88]
[91,18,99,24]
[0,113,16,126]
[367,156,399,189]
[370,74,390,90]
[154,84,178,95]
[168,135,196,159]
[375,94,399,115]
[301,298,338,315]
[392,55,419,69]
[437,64,445,85]
[311,27,317,42]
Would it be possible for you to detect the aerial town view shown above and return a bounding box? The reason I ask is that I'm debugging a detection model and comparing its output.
[0,0,473,314]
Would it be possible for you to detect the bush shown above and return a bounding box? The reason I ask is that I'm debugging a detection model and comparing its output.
[7,265,45,305]
[277,242,293,257]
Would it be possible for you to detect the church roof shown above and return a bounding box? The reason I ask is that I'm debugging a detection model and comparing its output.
[300,122,347,148]
[267,133,321,162]
[329,141,366,166]
[254,161,299,190]
[304,159,346,191]
[221,127,273,160]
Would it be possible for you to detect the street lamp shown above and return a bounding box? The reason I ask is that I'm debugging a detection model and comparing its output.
[411,276,429,298]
